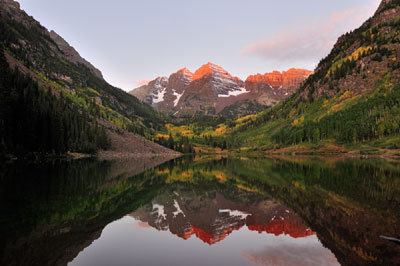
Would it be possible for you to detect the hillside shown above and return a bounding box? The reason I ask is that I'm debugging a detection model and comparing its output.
[228,0,400,154]
[0,0,176,158]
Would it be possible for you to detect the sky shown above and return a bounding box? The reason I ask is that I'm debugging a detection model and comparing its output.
[17,0,381,91]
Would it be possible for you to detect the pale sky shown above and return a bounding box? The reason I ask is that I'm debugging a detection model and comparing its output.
[17,0,381,91]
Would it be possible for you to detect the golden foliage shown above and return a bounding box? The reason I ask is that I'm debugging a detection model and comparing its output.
[236,114,256,123]
[328,46,372,76]
[291,116,304,127]
[156,134,169,139]
[214,124,227,136]
[214,171,227,182]
[339,90,355,101]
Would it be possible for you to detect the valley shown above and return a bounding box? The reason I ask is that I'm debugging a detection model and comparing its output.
[145,0,400,157]
[1,1,400,266]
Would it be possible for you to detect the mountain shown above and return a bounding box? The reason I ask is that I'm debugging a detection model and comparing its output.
[131,187,314,245]
[229,0,400,153]
[130,68,193,112]
[245,68,313,106]
[0,0,103,81]
[130,77,169,106]
[0,0,175,157]
[176,63,248,116]
[130,63,311,117]
[297,0,400,100]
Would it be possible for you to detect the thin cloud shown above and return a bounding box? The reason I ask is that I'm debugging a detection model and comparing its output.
[241,238,339,266]
[239,2,380,70]
[135,79,152,87]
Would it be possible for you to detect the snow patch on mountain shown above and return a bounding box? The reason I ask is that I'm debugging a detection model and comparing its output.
[219,209,251,220]
[173,90,183,107]
[173,200,185,218]
[218,87,249,98]
[152,88,167,103]
[152,203,167,220]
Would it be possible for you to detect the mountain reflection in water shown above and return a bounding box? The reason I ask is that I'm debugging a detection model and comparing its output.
[1,156,399,266]
[130,189,314,245]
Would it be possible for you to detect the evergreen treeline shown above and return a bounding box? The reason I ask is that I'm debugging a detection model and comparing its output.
[0,51,110,156]
[154,133,229,153]
[155,134,195,153]
[200,135,228,150]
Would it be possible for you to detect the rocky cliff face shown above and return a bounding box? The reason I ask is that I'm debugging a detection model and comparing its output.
[245,69,313,106]
[130,63,311,117]
[159,68,193,111]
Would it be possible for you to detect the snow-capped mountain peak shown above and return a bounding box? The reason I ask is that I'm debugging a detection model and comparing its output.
[130,63,311,117]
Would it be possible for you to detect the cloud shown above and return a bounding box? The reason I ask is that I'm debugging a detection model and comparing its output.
[135,79,152,87]
[239,2,380,70]
[135,221,152,229]
[241,237,339,266]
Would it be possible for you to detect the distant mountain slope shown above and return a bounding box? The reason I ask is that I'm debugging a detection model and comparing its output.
[130,63,311,117]
[229,0,400,151]
[219,100,267,119]
[245,68,313,106]
[0,0,175,157]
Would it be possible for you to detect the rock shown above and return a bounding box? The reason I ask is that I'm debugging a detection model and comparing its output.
[176,63,247,115]
[158,68,193,112]
[245,68,312,105]
[130,76,169,105]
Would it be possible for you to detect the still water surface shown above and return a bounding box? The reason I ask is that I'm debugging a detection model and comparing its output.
[1,156,399,266]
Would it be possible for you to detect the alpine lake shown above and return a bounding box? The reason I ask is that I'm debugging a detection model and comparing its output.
[1,155,399,266]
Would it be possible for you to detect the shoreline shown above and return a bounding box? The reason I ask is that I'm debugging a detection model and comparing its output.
[0,151,182,163]
[232,148,400,160]
[3,147,400,164]
[96,150,181,161]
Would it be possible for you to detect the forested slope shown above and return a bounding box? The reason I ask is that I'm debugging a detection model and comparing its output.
[0,51,110,155]
[228,0,400,152]
[0,0,174,158]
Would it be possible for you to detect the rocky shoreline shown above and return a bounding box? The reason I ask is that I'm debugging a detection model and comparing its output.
[97,151,181,161]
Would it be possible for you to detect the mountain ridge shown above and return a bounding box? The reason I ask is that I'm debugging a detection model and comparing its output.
[0,0,104,80]
[130,63,311,117]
